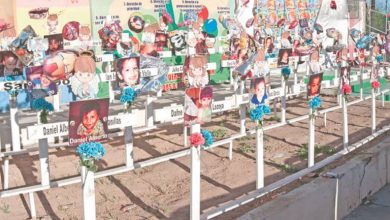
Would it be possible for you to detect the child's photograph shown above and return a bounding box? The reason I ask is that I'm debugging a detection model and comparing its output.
[68,98,109,147]
[44,34,64,55]
[341,66,350,87]
[248,77,268,109]
[155,31,168,51]
[277,49,292,67]
[0,51,23,78]
[116,56,140,88]
[307,72,323,97]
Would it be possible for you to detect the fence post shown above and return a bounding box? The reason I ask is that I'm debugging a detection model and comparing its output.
[125,126,134,168]
[39,138,50,186]
[190,123,201,220]
[342,97,349,149]
[308,108,315,167]
[10,98,21,151]
[281,76,286,123]
[371,88,376,133]
[256,124,264,189]
[81,166,96,220]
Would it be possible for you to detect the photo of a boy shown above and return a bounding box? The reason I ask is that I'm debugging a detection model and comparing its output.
[0,51,22,77]
[69,99,109,147]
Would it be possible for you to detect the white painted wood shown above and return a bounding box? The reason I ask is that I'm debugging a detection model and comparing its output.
[360,69,364,99]
[281,76,286,123]
[53,94,60,112]
[39,138,50,186]
[372,89,376,133]
[256,126,264,189]
[184,126,188,147]
[324,113,327,127]
[145,95,154,128]
[240,104,246,135]
[125,126,134,168]
[81,166,96,220]
[2,157,9,189]
[190,124,201,220]
[342,97,349,149]
[308,108,315,167]
[229,141,233,161]
[10,101,20,151]
[28,192,36,219]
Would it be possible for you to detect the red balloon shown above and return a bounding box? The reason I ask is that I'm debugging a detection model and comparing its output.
[198,6,209,21]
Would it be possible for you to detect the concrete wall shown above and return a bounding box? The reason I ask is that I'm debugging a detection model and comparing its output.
[239,137,390,220]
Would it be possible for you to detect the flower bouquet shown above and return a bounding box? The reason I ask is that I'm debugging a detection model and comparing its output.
[76,142,106,172]
[200,129,214,150]
[249,104,271,128]
[32,98,54,124]
[309,96,321,118]
[120,87,136,113]
[371,81,380,89]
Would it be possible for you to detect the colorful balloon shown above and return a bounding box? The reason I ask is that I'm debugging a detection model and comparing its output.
[203,18,217,35]
[197,6,209,21]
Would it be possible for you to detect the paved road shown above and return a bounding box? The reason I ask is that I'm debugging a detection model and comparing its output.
[344,185,390,220]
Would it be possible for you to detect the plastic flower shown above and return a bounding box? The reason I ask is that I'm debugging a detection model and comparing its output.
[120,87,136,104]
[120,87,136,113]
[371,81,380,89]
[201,129,214,148]
[281,66,291,80]
[375,55,383,63]
[309,96,321,109]
[250,106,264,121]
[76,142,106,172]
[189,133,205,147]
[76,142,106,160]
[341,84,352,95]
[32,98,54,111]
[262,105,271,115]
[32,98,54,124]
[250,105,271,128]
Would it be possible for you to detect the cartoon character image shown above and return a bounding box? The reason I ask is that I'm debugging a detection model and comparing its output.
[27,37,49,66]
[79,25,92,50]
[197,86,212,124]
[47,14,59,34]
[186,55,208,88]
[70,53,99,100]
[169,31,186,52]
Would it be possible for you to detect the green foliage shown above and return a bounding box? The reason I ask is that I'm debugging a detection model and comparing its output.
[239,144,255,154]
[297,144,336,159]
[0,203,10,214]
[212,128,227,139]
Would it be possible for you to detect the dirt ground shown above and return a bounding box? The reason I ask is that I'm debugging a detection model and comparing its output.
[0,94,389,220]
